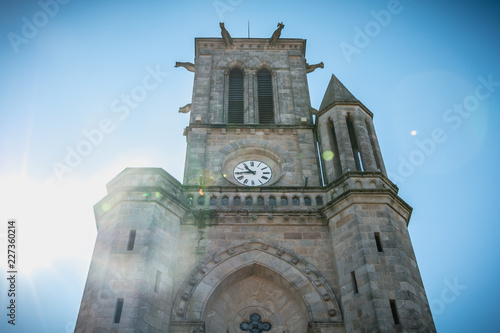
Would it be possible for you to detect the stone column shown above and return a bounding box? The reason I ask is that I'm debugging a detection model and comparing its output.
[352,109,377,171]
[367,119,387,175]
[317,114,336,184]
[245,69,256,124]
[332,110,356,173]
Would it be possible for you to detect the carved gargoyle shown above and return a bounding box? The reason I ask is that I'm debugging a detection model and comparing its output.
[269,22,285,47]
[178,103,191,113]
[306,62,324,73]
[220,22,233,47]
[174,61,195,72]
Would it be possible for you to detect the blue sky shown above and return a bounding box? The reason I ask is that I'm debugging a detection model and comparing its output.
[1,0,499,332]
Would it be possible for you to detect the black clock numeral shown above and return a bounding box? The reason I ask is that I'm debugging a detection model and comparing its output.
[250,161,254,167]
[244,179,248,184]
[237,176,244,180]
[258,179,263,184]
[251,180,255,186]
[263,172,270,174]
[261,166,268,170]
[261,176,269,180]
[237,167,244,170]
[257,162,261,167]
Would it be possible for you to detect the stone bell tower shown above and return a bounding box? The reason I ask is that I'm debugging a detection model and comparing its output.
[75,23,435,333]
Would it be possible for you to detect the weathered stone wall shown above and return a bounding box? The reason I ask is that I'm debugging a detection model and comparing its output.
[75,169,188,333]
[325,193,436,333]
[184,126,321,186]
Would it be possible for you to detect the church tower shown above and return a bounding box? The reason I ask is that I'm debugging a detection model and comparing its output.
[75,24,436,333]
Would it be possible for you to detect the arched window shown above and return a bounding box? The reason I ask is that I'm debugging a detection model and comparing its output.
[316,196,323,206]
[233,196,241,206]
[222,196,229,206]
[257,69,274,124]
[209,196,217,206]
[304,196,312,206]
[281,197,288,206]
[197,195,205,205]
[245,196,253,206]
[257,196,264,206]
[292,196,300,206]
[186,195,193,206]
[269,196,276,206]
[228,68,244,124]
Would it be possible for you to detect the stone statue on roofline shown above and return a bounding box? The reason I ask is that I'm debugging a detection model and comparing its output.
[269,22,284,47]
[220,22,233,47]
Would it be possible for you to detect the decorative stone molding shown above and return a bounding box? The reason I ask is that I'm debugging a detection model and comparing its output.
[172,240,343,324]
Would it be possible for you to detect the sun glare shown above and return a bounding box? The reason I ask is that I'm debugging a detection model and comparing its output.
[0,174,99,274]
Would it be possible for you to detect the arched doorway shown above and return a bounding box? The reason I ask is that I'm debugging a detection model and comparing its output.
[205,264,308,332]
[171,240,342,332]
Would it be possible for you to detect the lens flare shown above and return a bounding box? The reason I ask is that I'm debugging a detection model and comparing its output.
[101,203,111,212]
[322,150,334,161]
[199,189,204,196]
[411,130,417,136]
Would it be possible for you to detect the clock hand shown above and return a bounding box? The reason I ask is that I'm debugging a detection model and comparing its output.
[235,171,255,175]
[243,163,256,175]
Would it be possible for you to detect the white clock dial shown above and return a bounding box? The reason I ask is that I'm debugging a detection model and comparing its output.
[233,160,272,186]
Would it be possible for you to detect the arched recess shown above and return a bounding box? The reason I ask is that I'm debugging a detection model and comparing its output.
[171,240,342,332]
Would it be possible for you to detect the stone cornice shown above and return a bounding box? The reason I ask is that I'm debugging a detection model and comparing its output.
[195,38,306,57]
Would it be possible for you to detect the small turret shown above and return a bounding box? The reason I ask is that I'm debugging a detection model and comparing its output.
[316,74,386,184]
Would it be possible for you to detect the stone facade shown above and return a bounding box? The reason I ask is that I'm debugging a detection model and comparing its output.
[75,31,436,332]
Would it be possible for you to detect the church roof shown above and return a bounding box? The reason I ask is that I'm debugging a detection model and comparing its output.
[319,74,360,112]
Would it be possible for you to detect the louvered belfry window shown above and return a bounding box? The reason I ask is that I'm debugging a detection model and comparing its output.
[257,69,274,124]
[228,68,244,124]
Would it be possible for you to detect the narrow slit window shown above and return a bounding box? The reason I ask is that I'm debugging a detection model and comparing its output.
[328,120,342,179]
[374,232,383,252]
[154,270,162,293]
[228,68,244,124]
[127,230,136,251]
[346,115,363,171]
[390,299,400,325]
[114,298,124,323]
[257,69,274,124]
[351,271,359,294]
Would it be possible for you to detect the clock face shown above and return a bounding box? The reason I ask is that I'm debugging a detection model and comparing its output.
[233,160,272,186]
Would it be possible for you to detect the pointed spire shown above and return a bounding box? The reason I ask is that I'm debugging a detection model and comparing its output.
[319,74,360,112]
